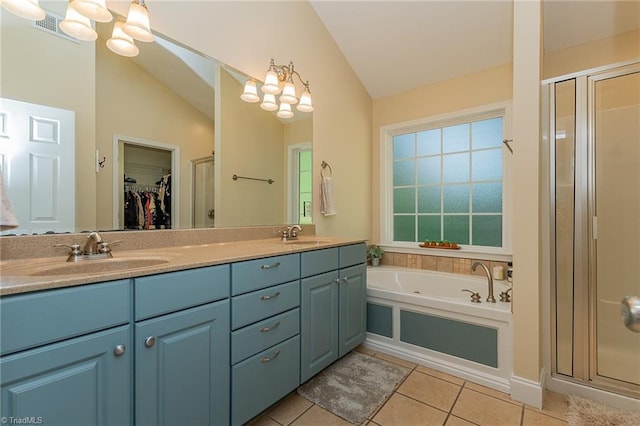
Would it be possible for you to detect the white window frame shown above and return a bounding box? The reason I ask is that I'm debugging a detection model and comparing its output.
[379,101,513,261]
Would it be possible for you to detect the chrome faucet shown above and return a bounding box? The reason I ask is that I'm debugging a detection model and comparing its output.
[472,261,496,303]
[83,231,103,255]
[280,225,302,241]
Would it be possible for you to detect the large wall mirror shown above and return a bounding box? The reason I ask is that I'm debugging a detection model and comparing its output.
[0,1,313,235]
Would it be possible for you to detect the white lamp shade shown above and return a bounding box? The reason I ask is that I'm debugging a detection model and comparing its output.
[277,102,294,119]
[240,80,260,103]
[0,0,45,20]
[261,70,281,95]
[107,21,139,57]
[260,93,278,111]
[297,89,313,112]
[60,5,97,41]
[70,0,112,23]
[122,1,153,42]
[279,81,298,104]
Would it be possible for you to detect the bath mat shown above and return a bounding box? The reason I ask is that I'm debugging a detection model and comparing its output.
[297,351,410,424]
[567,395,640,426]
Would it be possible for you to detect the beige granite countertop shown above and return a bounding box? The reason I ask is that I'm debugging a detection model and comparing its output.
[0,237,366,296]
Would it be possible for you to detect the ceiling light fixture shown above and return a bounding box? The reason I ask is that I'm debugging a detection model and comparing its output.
[60,3,97,41]
[107,20,139,57]
[70,0,112,23]
[241,58,314,119]
[0,0,45,20]
[122,0,153,42]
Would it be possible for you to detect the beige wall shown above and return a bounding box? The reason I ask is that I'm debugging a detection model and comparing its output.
[95,40,214,229]
[216,67,285,226]
[1,4,96,231]
[544,29,640,80]
[371,63,513,243]
[107,0,373,239]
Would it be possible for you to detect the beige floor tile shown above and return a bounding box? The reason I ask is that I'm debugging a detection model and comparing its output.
[415,365,465,386]
[522,408,568,426]
[373,393,448,426]
[397,371,461,412]
[444,415,476,426]
[464,382,520,405]
[355,344,377,357]
[291,405,352,426]
[451,388,522,426]
[266,392,313,425]
[525,390,568,421]
[247,415,282,426]
[374,352,418,370]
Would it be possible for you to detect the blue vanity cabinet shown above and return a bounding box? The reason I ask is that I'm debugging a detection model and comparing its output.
[300,243,367,383]
[134,265,230,426]
[230,254,301,426]
[0,280,132,425]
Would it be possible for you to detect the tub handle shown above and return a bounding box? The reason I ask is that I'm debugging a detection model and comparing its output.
[462,289,482,303]
[499,288,513,303]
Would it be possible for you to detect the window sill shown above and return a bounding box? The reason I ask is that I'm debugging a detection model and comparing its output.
[381,243,512,262]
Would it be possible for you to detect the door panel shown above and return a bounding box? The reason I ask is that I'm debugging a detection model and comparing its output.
[593,71,640,386]
[0,97,75,234]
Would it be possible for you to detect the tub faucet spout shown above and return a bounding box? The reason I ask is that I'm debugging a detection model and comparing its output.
[472,262,496,303]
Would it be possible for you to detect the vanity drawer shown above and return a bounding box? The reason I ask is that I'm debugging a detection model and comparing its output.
[339,243,367,268]
[231,254,299,295]
[231,280,299,330]
[231,335,300,426]
[0,280,130,356]
[301,247,339,277]
[135,265,230,321]
[231,308,299,364]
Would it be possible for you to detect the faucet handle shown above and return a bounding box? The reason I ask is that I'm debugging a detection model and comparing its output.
[461,289,482,303]
[499,288,513,302]
[54,244,82,255]
[98,240,122,255]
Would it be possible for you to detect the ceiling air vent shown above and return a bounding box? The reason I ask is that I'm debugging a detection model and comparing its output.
[31,11,79,44]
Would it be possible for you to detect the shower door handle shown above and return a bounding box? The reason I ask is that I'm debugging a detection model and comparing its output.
[621,296,640,333]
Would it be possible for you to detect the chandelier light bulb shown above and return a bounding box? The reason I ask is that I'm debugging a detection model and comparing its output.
[297,88,313,112]
[70,0,112,23]
[279,79,298,104]
[240,80,260,103]
[0,0,45,20]
[107,21,139,57]
[60,4,97,41]
[122,0,154,42]
[277,102,294,119]
[260,93,278,111]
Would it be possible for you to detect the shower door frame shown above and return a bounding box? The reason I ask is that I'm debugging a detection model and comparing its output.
[546,61,640,401]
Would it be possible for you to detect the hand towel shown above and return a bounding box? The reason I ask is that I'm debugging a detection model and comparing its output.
[0,171,19,230]
[320,176,337,216]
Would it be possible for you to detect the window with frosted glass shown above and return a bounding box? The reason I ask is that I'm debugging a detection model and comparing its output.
[391,116,503,247]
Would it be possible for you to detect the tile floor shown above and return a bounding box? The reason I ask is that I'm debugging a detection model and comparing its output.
[249,346,569,426]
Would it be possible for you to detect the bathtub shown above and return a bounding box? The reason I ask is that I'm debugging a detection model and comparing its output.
[365,266,513,393]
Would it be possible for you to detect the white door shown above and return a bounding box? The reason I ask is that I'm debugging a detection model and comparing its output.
[0,98,75,234]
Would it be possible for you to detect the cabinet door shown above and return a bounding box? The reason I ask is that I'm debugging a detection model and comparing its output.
[339,263,367,357]
[1,325,132,425]
[135,300,229,426]
[300,271,339,383]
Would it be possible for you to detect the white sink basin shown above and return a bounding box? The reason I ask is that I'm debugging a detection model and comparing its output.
[283,239,333,246]
[3,257,171,277]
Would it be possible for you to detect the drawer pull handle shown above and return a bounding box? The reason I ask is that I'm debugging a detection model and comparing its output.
[113,344,126,357]
[145,336,156,348]
[260,350,281,363]
[260,321,281,333]
[260,291,281,301]
[260,261,281,270]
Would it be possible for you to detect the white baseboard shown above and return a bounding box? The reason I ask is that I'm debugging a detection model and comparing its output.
[510,368,545,408]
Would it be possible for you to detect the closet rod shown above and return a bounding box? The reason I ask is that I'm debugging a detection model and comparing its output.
[232,174,274,184]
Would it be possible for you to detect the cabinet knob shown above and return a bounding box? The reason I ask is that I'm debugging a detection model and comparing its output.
[145,336,156,348]
[341,277,349,284]
[113,344,126,357]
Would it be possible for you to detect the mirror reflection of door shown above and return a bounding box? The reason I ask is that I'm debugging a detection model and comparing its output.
[193,156,214,228]
[288,142,312,224]
[0,97,75,235]
[118,140,174,230]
